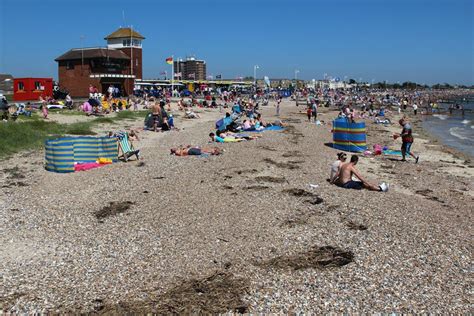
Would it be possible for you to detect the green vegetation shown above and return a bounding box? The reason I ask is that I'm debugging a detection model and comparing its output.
[0,110,148,159]
[0,116,95,158]
[93,117,116,124]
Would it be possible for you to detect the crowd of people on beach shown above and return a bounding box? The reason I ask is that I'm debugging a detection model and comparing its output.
[3,82,471,195]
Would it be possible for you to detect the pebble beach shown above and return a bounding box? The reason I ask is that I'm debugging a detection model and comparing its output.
[0,99,472,313]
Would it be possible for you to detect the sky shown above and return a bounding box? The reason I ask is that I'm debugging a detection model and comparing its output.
[0,0,472,85]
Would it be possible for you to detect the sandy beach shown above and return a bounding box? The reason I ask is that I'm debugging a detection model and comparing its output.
[0,99,472,313]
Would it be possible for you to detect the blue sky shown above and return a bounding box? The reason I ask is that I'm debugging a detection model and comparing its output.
[0,0,472,84]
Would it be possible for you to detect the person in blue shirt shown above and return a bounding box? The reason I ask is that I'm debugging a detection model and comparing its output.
[232,103,241,114]
[209,132,226,143]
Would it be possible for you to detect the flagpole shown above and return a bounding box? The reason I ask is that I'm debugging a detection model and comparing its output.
[130,25,133,77]
[171,55,174,96]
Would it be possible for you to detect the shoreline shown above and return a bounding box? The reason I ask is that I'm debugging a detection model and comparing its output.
[415,115,472,162]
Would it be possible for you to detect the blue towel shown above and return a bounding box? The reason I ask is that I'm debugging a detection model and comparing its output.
[383,150,403,156]
[246,126,284,133]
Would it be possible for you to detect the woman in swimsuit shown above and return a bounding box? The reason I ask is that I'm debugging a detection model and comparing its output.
[170,146,222,156]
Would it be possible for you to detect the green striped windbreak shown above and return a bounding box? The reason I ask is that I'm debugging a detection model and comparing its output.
[45,136,118,173]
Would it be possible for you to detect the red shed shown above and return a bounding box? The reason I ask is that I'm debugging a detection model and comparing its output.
[13,78,53,101]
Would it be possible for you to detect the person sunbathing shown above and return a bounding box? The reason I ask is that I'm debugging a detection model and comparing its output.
[254,120,264,131]
[256,114,280,127]
[220,131,260,140]
[334,155,389,192]
[209,132,244,143]
[170,146,222,156]
[185,110,200,119]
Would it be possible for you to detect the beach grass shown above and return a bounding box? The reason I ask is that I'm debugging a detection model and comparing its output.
[93,117,116,124]
[0,110,147,158]
[50,109,148,120]
[0,116,95,159]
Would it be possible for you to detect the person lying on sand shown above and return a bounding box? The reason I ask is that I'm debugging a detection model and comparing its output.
[219,131,261,140]
[185,110,200,119]
[170,146,222,156]
[209,132,243,143]
[334,155,389,192]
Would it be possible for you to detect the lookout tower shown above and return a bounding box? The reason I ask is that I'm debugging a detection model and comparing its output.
[55,27,145,97]
[105,27,145,80]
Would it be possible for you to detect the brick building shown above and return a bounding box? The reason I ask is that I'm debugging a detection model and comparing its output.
[173,57,206,81]
[55,27,144,97]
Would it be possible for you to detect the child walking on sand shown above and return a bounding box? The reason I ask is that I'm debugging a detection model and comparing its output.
[276,96,281,116]
[40,96,48,119]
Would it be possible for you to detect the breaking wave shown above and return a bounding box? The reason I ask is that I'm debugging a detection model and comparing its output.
[449,127,471,140]
[433,114,448,120]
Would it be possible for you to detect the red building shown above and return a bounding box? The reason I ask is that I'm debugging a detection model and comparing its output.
[13,78,53,101]
[55,27,144,97]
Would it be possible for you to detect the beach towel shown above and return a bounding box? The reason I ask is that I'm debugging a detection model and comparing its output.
[74,162,106,172]
[220,137,241,143]
[383,149,403,156]
[245,125,285,133]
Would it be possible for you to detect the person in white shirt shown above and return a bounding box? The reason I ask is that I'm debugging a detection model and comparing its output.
[329,152,347,183]
[65,94,73,109]
[107,85,114,97]
[413,103,418,115]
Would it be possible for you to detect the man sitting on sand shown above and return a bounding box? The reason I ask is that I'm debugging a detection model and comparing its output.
[334,155,389,192]
[170,146,222,156]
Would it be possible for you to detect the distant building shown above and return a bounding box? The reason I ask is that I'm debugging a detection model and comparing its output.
[0,74,14,95]
[256,78,293,89]
[173,57,206,81]
[55,27,144,97]
[13,78,53,101]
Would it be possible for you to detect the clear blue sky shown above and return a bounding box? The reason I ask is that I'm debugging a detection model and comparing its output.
[0,0,472,84]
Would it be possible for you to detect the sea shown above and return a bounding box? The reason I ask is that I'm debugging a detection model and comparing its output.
[422,97,474,157]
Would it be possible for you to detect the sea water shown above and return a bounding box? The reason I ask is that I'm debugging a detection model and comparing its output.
[422,99,474,157]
